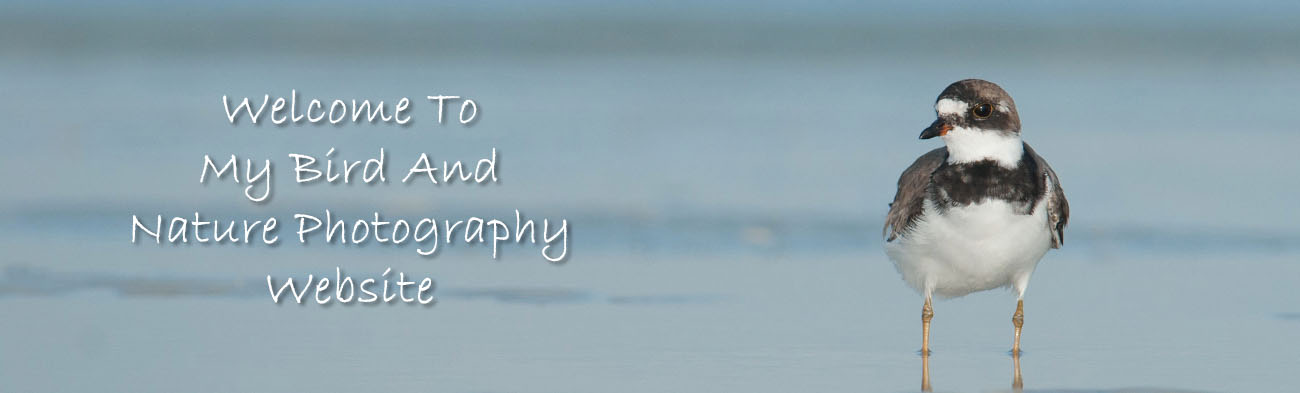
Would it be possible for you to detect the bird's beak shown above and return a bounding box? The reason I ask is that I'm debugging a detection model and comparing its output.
[920,119,951,139]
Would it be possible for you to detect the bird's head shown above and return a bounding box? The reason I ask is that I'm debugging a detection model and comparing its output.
[920,79,1024,167]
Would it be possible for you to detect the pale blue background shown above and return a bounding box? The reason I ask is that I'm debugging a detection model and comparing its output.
[1,1,1298,392]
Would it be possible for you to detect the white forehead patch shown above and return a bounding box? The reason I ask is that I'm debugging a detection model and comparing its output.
[935,98,967,116]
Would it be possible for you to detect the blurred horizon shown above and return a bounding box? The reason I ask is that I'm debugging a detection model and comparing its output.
[4,0,1300,259]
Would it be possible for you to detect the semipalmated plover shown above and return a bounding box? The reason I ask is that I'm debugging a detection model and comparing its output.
[884,79,1069,355]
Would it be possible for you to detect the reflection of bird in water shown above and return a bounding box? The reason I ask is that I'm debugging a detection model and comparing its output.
[885,79,1069,355]
[919,352,1023,392]
[921,354,931,392]
[1012,353,1023,391]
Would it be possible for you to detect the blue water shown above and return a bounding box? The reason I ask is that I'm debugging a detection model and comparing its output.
[1,1,1299,392]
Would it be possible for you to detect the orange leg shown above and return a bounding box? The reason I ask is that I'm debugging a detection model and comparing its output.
[1011,299,1024,355]
[921,297,934,355]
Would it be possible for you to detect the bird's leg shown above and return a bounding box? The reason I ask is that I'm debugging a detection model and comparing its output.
[921,296,934,355]
[1011,299,1024,355]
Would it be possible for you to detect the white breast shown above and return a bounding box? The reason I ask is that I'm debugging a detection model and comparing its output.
[885,196,1053,299]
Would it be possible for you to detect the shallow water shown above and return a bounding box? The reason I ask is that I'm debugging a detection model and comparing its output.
[2,1,1299,392]
[3,247,1297,392]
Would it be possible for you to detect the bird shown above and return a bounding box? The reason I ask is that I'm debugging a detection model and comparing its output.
[883,79,1069,355]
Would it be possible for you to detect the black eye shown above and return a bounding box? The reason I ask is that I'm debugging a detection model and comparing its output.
[971,103,993,119]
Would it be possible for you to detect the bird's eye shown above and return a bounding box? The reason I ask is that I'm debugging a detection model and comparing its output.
[971,103,993,119]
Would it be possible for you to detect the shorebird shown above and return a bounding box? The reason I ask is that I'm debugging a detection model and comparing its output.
[883,79,1069,355]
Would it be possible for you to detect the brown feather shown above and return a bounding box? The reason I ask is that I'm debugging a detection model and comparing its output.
[883,143,1069,249]
[1024,143,1070,248]
[884,147,947,241]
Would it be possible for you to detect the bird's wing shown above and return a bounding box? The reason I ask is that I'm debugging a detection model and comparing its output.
[884,147,947,242]
[1024,143,1069,248]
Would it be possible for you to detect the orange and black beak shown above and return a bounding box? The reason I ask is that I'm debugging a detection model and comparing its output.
[919,119,952,139]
